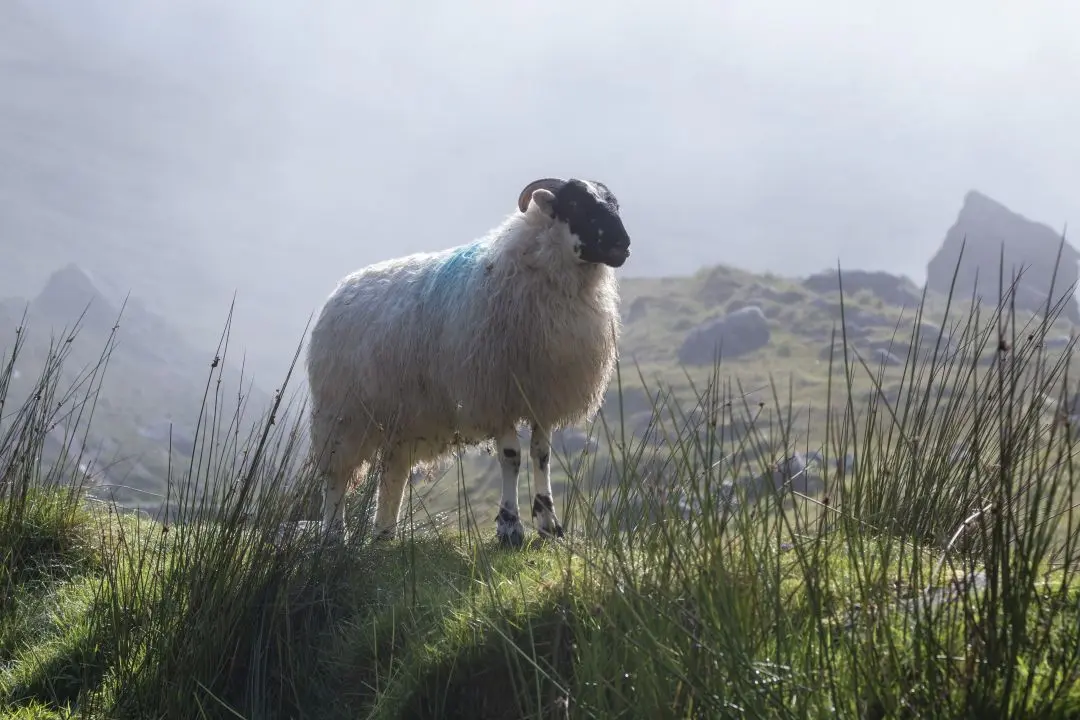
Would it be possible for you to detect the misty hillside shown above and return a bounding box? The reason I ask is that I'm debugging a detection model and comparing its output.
[0,264,273,511]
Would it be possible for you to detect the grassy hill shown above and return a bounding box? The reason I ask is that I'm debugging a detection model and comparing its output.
[3,258,1080,718]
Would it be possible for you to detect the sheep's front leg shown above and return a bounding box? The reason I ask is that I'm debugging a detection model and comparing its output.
[373,450,412,541]
[530,423,564,539]
[496,428,526,547]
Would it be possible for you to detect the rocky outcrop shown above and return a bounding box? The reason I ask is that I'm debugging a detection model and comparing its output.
[802,269,921,308]
[926,191,1079,323]
[696,266,743,307]
[677,306,771,365]
[30,262,116,333]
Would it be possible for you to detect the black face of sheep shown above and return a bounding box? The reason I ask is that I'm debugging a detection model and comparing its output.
[518,177,632,268]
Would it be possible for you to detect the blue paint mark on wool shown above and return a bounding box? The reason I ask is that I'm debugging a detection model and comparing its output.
[422,240,486,309]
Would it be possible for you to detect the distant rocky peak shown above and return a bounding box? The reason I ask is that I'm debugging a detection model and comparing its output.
[957,190,1072,250]
[32,262,115,324]
[962,189,1011,215]
[926,190,1079,323]
[38,262,100,298]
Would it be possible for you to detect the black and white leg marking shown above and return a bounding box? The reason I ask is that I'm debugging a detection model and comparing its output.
[496,428,526,547]
[530,423,564,540]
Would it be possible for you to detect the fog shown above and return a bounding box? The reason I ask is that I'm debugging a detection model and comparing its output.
[4,0,1079,382]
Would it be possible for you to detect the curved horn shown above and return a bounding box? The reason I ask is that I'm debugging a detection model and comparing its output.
[517,178,565,213]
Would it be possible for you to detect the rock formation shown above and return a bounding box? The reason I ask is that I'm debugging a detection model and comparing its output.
[677,306,771,365]
[29,262,116,333]
[802,269,921,308]
[926,191,1079,323]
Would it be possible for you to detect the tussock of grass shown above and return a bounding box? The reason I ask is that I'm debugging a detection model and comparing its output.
[3,254,1080,718]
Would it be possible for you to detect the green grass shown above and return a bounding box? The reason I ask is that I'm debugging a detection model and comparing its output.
[3,255,1080,718]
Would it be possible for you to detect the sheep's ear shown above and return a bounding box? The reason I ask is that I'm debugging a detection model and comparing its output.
[528,188,558,218]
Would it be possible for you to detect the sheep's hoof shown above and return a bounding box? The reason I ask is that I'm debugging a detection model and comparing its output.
[498,525,526,548]
[537,522,564,541]
[496,507,526,548]
[532,494,565,541]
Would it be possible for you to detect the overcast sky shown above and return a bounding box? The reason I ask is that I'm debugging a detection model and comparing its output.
[30,0,1079,273]
[8,0,1080,378]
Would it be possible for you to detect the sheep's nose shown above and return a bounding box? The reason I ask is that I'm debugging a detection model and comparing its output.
[605,241,631,268]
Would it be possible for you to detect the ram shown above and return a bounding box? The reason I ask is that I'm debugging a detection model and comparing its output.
[306,177,631,546]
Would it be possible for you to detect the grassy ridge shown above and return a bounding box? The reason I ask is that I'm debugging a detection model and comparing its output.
[3,259,1080,719]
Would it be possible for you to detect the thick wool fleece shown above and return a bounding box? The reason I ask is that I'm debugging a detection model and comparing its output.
[306,203,621,484]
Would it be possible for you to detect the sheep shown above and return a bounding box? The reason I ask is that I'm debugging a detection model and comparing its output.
[306,177,632,546]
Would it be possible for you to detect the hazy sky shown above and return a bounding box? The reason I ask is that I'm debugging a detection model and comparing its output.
[9,0,1080,379]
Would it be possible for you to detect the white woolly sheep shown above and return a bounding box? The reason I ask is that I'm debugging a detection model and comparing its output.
[306,177,632,546]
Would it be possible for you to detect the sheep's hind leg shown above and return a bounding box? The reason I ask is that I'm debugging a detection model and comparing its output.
[315,435,353,541]
[312,411,362,541]
[322,466,349,540]
[530,423,564,540]
[496,428,526,547]
[373,449,413,541]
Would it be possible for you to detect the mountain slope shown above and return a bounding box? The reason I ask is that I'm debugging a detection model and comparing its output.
[1,264,274,511]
